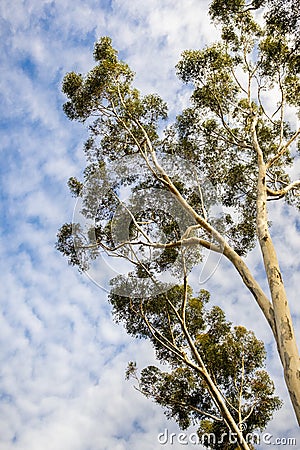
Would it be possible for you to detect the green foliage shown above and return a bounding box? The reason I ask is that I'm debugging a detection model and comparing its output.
[56,223,86,269]
[62,36,134,122]
[68,176,83,197]
[93,36,118,64]
[123,286,281,448]
[177,44,238,115]
[265,0,300,44]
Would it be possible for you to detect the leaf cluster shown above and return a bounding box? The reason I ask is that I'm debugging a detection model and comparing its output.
[121,285,281,448]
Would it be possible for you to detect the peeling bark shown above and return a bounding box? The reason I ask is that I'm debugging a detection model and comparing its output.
[251,115,300,425]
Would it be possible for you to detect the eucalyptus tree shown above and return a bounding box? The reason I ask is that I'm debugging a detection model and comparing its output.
[56,0,300,430]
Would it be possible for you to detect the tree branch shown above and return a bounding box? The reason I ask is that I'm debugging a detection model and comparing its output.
[266,128,300,169]
[267,180,300,197]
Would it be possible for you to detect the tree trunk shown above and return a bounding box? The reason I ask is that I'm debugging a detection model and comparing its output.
[252,115,300,425]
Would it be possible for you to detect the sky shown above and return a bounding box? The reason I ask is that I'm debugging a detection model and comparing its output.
[0,0,300,449]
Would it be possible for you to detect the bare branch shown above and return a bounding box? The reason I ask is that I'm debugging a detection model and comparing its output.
[241,401,259,424]
[176,401,223,422]
[266,128,300,169]
[267,180,300,197]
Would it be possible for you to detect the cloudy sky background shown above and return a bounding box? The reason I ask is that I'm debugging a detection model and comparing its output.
[0,0,300,449]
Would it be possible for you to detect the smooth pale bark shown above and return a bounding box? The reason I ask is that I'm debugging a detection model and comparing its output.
[191,361,252,450]
[251,115,300,425]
